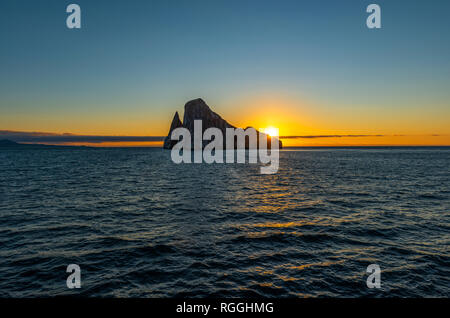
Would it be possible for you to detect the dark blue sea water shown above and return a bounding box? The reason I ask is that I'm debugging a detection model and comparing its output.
[0,147,449,297]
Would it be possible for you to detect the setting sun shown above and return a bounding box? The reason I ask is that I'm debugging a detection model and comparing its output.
[262,127,279,137]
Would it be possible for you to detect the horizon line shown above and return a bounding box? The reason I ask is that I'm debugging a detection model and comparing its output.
[1,130,447,144]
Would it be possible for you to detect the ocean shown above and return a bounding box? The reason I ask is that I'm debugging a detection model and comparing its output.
[0,147,449,297]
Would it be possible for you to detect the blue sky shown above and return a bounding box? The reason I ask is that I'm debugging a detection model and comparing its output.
[0,0,449,143]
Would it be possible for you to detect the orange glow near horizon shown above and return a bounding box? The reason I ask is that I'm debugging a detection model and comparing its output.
[21,141,164,147]
[218,94,450,146]
[20,135,450,148]
[3,94,450,147]
[280,135,450,147]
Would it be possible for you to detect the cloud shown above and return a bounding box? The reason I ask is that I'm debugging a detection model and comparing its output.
[0,130,165,143]
[3,130,442,144]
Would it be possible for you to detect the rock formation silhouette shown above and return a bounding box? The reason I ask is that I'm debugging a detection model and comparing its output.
[163,98,282,149]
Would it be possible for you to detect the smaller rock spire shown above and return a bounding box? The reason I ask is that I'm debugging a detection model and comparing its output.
[163,111,183,149]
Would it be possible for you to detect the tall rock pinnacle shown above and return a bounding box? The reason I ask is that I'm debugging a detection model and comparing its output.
[182,98,234,135]
[163,98,282,150]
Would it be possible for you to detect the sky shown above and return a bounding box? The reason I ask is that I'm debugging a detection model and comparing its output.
[0,0,449,146]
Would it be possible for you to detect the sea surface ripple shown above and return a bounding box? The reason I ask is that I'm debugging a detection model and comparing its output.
[0,147,449,297]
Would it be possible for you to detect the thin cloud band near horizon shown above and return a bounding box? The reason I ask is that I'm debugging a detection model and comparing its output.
[0,130,444,144]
